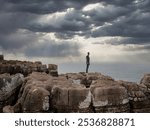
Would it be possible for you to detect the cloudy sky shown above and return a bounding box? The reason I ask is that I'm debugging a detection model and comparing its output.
[0,0,150,81]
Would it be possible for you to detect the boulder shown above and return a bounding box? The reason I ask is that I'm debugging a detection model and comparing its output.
[48,64,58,77]
[21,87,50,112]
[51,85,92,112]
[90,77,130,112]
[140,74,150,90]
[16,72,53,112]
[49,70,58,77]
[0,73,24,112]
[0,60,57,76]
[34,61,42,65]
[119,80,150,112]
[48,64,58,70]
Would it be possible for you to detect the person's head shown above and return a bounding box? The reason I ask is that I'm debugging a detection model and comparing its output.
[87,52,90,55]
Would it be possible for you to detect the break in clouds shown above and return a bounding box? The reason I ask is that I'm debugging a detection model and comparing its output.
[0,0,150,64]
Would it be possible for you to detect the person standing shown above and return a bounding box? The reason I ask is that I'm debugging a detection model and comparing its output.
[86,52,90,73]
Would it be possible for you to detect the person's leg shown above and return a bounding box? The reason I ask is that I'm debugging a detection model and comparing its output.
[86,64,89,73]
[86,64,88,73]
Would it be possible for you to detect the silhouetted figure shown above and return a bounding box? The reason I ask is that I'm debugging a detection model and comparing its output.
[86,52,90,73]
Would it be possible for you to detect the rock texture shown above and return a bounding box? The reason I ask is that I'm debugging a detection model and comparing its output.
[48,64,58,77]
[91,78,129,112]
[140,74,150,90]
[118,81,150,112]
[0,58,150,113]
[15,72,52,112]
[0,59,58,77]
[51,79,91,112]
[10,72,92,112]
[0,73,24,112]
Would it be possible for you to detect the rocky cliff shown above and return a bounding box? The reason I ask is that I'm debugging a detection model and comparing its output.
[0,59,58,76]
[0,57,150,113]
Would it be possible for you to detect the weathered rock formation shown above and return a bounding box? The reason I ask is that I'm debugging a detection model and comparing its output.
[118,81,150,112]
[140,74,150,90]
[7,72,92,112]
[0,59,58,77]
[51,77,91,112]
[48,64,58,77]
[91,78,129,112]
[0,73,24,112]
[2,71,150,113]
[0,58,150,113]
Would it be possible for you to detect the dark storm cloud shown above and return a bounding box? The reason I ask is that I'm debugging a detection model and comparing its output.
[0,29,38,50]
[3,0,98,14]
[83,4,131,24]
[91,3,150,39]
[27,8,91,39]
[24,41,81,58]
[90,0,150,41]
[0,12,37,34]
[0,0,150,58]
[0,28,81,58]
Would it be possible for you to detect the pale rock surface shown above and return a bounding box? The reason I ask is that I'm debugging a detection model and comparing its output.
[90,77,130,112]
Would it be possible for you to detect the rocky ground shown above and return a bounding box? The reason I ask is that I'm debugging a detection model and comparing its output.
[0,57,150,113]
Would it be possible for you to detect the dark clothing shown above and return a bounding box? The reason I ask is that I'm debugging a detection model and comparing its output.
[86,64,89,73]
[86,55,90,65]
[86,55,90,73]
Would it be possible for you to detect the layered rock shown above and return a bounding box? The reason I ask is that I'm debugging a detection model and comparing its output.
[91,77,130,112]
[1,70,150,113]
[51,78,91,112]
[48,64,58,77]
[0,73,24,112]
[15,72,53,112]
[140,74,150,90]
[118,81,150,112]
[0,60,58,77]
[13,72,92,112]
